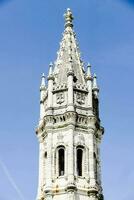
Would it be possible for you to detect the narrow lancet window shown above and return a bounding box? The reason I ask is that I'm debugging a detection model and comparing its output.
[77,148,83,176]
[58,148,65,176]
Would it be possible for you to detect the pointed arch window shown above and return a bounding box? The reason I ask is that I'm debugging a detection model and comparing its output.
[77,146,84,176]
[58,147,65,176]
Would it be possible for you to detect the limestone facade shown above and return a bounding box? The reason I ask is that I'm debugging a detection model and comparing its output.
[36,8,104,200]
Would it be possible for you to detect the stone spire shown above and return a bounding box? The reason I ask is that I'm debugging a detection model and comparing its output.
[53,8,85,85]
[39,73,46,122]
[36,9,104,200]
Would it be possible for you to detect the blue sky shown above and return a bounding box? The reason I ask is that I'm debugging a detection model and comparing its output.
[0,0,134,200]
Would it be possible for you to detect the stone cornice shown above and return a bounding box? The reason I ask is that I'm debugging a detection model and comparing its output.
[36,111,103,139]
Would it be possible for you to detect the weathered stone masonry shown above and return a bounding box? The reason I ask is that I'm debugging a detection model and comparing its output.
[36,8,104,200]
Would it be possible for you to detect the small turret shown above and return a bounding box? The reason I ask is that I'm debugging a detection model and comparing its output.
[92,73,99,118]
[86,63,93,109]
[93,73,99,98]
[47,63,54,111]
[39,73,46,122]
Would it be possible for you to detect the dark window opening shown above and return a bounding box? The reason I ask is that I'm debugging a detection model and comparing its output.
[54,118,56,123]
[44,151,47,158]
[63,116,65,121]
[58,148,65,176]
[73,75,77,83]
[77,148,83,176]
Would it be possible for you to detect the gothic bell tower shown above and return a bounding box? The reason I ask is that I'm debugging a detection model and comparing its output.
[36,8,104,200]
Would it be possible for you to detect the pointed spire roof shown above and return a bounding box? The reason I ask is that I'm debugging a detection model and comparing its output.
[53,8,85,85]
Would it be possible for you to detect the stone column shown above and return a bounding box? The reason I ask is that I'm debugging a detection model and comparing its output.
[40,74,46,120]
[86,64,93,109]
[52,147,55,181]
[67,68,74,111]
[47,63,54,113]
[97,138,102,187]
[67,127,74,184]
[37,141,44,200]
[68,191,75,200]
[89,128,96,186]
[40,100,44,122]
[85,147,89,180]
[74,146,77,177]
[45,130,53,200]
[47,76,53,109]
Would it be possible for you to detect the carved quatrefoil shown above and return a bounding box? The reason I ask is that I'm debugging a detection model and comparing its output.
[76,92,85,105]
[56,92,65,104]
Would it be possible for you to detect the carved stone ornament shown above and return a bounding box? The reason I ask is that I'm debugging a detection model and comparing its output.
[76,92,85,105]
[56,92,65,104]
